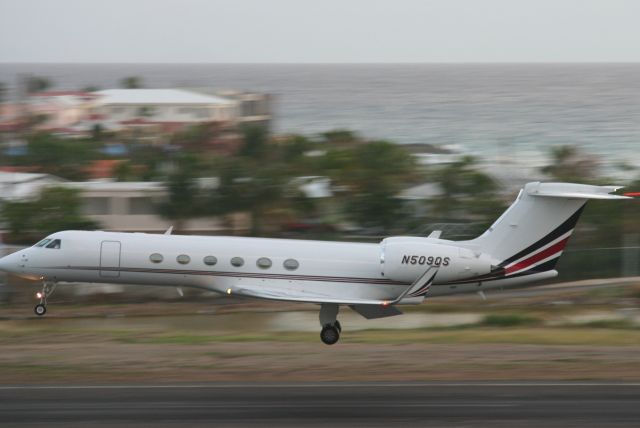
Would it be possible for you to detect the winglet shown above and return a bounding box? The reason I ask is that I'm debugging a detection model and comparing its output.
[390,265,439,304]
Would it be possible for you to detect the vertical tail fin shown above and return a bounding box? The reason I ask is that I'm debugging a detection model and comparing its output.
[467,182,629,276]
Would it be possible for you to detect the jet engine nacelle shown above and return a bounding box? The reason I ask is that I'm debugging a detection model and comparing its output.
[380,237,494,283]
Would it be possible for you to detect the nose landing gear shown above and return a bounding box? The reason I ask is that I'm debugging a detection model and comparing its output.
[319,303,342,345]
[34,281,56,317]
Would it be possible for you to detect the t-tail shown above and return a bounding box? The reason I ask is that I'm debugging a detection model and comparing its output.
[466,182,630,278]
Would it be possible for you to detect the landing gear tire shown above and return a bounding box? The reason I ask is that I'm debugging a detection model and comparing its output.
[34,304,47,316]
[320,325,340,345]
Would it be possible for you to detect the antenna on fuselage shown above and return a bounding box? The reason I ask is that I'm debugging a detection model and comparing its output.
[164,226,174,235]
[427,230,442,239]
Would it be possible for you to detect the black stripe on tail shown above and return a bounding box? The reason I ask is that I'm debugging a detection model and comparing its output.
[498,204,586,268]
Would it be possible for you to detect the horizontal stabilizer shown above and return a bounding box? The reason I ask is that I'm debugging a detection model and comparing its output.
[526,182,630,200]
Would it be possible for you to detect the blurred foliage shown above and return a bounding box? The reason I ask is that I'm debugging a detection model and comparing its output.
[321,140,419,230]
[541,145,600,183]
[0,81,6,104]
[321,129,360,146]
[120,76,143,89]
[481,313,541,327]
[81,85,101,93]
[25,75,53,94]
[8,133,100,180]
[0,187,99,244]
[429,156,506,224]
[170,123,218,152]
[158,154,208,232]
[238,124,269,159]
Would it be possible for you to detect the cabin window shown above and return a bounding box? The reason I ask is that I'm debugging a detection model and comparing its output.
[203,255,217,266]
[45,239,61,249]
[149,253,163,263]
[230,257,244,267]
[283,258,299,271]
[35,239,51,247]
[257,257,272,269]
[177,254,191,265]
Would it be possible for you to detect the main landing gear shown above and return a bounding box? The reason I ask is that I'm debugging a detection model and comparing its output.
[319,303,342,345]
[34,281,56,317]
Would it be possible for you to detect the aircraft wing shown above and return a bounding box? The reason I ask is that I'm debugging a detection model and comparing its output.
[233,284,391,305]
[233,266,439,305]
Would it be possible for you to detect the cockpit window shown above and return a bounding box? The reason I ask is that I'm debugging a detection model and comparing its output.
[45,239,61,249]
[35,239,51,247]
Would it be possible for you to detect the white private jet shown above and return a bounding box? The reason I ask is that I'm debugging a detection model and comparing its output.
[0,182,631,344]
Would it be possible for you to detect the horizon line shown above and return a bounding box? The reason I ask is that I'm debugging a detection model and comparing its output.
[2,61,640,66]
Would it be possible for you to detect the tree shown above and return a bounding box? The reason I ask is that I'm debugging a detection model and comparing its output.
[170,123,217,152]
[238,124,268,159]
[320,140,418,231]
[137,106,154,118]
[11,133,99,180]
[25,75,52,94]
[211,157,285,236]
[81,85,100,93]
[0,81,6,104]
[430,156,505,224]
[158,154,205,232]
[542,145,600,183]
[0,187,99,244]
[113,160,135,182]
[321,129,360,146]
[120,76,143,89]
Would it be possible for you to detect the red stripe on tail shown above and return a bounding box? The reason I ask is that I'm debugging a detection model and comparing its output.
[505,237,570,275]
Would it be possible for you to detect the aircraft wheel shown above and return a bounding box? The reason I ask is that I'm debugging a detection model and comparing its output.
[320,325,340,345]
[34,304,47,316]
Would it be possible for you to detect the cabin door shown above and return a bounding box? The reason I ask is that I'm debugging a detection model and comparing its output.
[100,240,121,278]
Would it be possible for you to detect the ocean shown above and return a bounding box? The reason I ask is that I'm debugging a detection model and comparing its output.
[1,63,639,168]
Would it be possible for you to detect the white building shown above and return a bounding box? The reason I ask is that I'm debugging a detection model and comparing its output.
[0,171,65,201]
[60,179,242,234]
[93,89,239,125]
[0,173,244,235]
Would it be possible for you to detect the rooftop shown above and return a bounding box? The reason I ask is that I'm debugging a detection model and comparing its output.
[94,89,235,106]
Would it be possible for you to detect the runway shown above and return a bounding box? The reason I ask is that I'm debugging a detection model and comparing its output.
[1,382,640,427]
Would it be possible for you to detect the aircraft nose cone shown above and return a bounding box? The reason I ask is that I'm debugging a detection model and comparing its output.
[0,251,22,273]
[0,255,10,271]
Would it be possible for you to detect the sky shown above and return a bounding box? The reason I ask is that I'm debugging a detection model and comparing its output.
[1,0,639,63]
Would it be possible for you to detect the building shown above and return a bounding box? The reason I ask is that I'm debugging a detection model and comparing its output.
[92,89,239,131]
[27,91,97,132]
[0,170,65,201]
[201,90,272,129]
[60,179,246,234]
[0,172,246,235]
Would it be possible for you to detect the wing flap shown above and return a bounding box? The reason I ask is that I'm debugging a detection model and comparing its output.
[349,304,403,319]
[233,284,388,305]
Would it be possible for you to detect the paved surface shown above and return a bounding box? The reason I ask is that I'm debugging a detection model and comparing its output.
[1,382,639,427]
